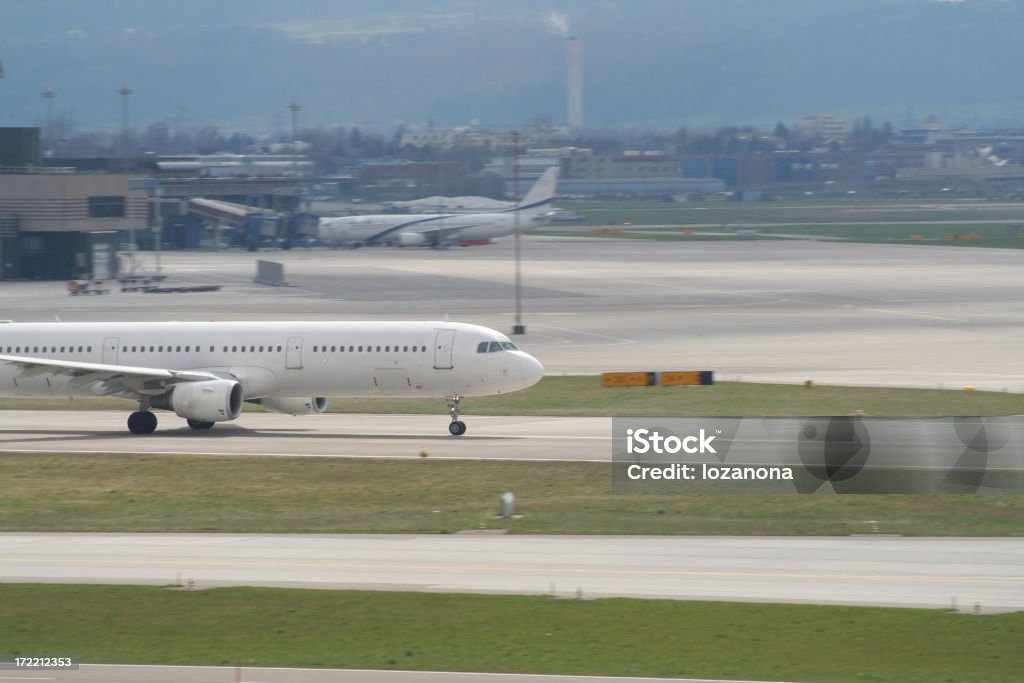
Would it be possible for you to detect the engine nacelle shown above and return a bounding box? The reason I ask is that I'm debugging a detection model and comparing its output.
[318,219,349,244]
[152,379,243,422]
[397,232,427,247]
[255,396,328,415]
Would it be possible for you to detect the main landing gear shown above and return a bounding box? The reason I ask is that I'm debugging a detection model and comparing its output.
[127,410,158,435]
[447,394,466,436]
[126,398,217,434]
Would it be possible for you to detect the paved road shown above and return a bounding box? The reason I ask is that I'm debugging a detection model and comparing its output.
[9,664,797,683]
[0,411,606,460]
[2,534,1021,611]
[4,413,1022,490]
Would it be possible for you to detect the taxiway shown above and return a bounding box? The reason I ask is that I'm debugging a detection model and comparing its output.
[1,533,1021,611]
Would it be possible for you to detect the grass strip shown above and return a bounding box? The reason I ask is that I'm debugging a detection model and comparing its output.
[1,584,1021,682]
[563,199,1024,227]
[2,378,1021,416]
[1,454,1020,535]
[540,222,1019,248]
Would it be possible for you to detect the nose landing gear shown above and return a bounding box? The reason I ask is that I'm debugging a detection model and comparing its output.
[446,395,466,436]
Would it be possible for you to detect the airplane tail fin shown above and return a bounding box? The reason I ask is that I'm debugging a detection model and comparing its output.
[513,166,559,215]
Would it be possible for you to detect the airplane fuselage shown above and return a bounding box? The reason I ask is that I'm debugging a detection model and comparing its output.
[0,321,544,397]
[319,211,546,247]
[0,321,541,400]
[317,167,559,247]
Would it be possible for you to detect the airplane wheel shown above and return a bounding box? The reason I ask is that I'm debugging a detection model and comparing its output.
[128,411,158,435]
[187,419,215,430]
[448,420,467,436]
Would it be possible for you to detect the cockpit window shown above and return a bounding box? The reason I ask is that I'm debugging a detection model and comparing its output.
[478,340,520,353]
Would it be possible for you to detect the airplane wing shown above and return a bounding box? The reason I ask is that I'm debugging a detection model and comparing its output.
[0,354,220,399]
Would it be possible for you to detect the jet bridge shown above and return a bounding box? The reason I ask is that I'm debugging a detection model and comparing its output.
[185,198,316,249]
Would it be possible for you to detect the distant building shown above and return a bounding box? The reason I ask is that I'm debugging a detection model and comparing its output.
[793,113,847,144]
[0,169,146,280]
[20,139,307,255]
[682,152,868,187]
[398,131,458,149]
[352,160,462,200]
[556,177,725,198]
[563,151,680,180]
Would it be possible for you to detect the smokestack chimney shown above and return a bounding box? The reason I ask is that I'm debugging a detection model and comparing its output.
[567,37,582,131]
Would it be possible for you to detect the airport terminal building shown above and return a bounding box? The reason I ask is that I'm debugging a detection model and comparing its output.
[0,128,145,280]
[0,127,307,280]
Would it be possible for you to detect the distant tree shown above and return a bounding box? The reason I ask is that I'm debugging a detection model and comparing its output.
[61,131,113,157]
[672,126,688,154]
[848,115,893,152]
[194,125,223,154]
[139,121,170,153]
[880,121,894,145]
[225,132,255,153]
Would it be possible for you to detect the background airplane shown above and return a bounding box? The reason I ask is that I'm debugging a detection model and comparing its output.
[318,167,559,248]
[0,320,543,436]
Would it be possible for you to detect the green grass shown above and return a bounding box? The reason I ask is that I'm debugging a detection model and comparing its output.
[4,381,1021,535]
[541,224,1024,248]
[1,584,1021,682]
[2,454,1021,535]
[552,198,1024,247]
[4,377,1022,416]
[564,198,1024,228]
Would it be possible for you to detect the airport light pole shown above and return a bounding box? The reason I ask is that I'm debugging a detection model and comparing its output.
[42,89,55,153]
[118,85,132,173]
[288,101,301,179]
[118,85,136,262]
[153,186,163,274]
[511,130,526,335]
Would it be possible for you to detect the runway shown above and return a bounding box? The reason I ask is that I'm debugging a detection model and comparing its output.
[2,533,1022,611]
[5,412,1023,489]
[0,411,607,460]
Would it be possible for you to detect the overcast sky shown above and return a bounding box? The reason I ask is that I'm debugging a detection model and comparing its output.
[3,0,1024,132]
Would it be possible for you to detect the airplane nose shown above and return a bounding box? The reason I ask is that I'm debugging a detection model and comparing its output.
[520,353,544,387]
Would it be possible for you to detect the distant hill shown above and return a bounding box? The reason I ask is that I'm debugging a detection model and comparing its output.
[3,0,1024,131]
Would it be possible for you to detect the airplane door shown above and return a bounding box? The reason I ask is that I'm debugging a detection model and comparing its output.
[433,329,455,370]
[286,336,303,369]
[102,337,119,364]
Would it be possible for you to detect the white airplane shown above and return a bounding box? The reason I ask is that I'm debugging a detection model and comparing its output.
[0,320,543,436]
[318,167,559,247]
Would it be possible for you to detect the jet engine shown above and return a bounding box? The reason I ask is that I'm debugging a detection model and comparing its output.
[255,396,328,415]
[397,232,427,247]
[151,379,243,422]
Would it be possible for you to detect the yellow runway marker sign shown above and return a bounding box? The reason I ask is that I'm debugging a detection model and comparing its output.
[660,371,714,386]
[602,372,656,387]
